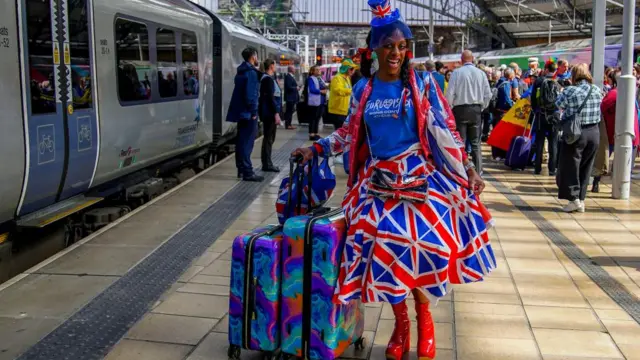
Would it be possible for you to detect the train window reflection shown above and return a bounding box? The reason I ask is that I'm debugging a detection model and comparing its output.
[26,0,56,114]
[69,0,92,109]
[182,32,199,97]
[157,28,177,98]
[115,19,152,102]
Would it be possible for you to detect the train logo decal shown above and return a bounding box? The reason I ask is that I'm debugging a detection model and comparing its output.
[77,116,92,152]
[119,146,140,158]
[37,125,55,165]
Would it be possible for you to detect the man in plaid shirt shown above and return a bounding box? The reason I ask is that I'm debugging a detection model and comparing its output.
[555,64,604,213]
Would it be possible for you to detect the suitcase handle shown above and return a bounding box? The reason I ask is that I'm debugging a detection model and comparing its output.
[287,155,316,217]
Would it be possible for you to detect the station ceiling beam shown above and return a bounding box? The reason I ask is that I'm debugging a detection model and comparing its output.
[399,0,517,47]
[500,5,626,24]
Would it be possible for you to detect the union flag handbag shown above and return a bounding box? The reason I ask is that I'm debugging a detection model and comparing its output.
[363,123,429,202]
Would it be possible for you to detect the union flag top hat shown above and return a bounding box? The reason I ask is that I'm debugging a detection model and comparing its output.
[368,0,413,49]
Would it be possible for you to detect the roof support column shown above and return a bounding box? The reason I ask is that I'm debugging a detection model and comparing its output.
[591,0,605,90]
[429,0,434,58]
[613,0,637,199]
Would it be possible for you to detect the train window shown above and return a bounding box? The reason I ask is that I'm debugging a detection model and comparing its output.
[26,0,56,114]
[69,0,92,109]
[115,19,152,102]
[181,32,199,97]
[156,28,178,98]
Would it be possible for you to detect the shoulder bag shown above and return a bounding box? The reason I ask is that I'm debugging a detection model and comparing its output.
[562,84,594,145]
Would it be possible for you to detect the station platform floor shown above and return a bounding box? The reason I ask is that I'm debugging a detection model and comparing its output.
[1,127,640,360]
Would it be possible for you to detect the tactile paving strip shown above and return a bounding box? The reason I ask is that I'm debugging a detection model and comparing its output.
[17,132,308,360]
[484,172,640,325]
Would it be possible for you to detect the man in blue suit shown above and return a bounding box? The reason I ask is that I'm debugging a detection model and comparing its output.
[226,47,263,182]
[283,66,300,130]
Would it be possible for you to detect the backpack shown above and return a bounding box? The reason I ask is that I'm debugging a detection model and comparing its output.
[538,78,561,111]
[489,82,507,111]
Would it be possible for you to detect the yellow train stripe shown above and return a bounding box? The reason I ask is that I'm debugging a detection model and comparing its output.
[38,198,103,227]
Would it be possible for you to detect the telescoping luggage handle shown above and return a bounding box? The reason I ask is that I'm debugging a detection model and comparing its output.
[286,154,315,218]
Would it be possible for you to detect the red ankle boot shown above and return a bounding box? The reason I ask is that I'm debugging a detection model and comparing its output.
[415,301,436,360]
[386,300,411,360]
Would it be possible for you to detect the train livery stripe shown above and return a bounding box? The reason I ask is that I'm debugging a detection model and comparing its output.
[15,0,31,217]
[87,0,100,189]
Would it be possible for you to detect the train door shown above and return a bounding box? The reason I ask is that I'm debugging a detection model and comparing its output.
[17,0,98,216]
[59,0,98,200]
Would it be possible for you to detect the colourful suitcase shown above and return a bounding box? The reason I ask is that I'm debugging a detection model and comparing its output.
[228,225,283,360]
[280,208,366,360]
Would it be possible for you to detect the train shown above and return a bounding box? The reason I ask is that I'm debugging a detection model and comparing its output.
[412,33,640,71]
[0,0,302,244]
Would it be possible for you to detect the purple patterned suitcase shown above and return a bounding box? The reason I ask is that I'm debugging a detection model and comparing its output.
[280,208,366,360]
[228,225,283,360]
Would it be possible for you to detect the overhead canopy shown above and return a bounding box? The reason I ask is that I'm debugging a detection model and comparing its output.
[483,0,632,39]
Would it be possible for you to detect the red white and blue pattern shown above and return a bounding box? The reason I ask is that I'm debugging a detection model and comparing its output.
[371,0,392,18]
[333,145,495,305]
[420,73,469,188]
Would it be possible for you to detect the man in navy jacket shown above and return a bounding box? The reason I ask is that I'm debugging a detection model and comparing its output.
[226,47,263,182]
[283,66,299,130]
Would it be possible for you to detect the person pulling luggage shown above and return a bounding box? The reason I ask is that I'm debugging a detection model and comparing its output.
[292,1,496,359]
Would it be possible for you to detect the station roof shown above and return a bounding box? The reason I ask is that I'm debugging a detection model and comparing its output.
[483,0,630,40]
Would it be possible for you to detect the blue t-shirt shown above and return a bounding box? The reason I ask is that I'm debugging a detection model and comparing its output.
[358,76,422,159]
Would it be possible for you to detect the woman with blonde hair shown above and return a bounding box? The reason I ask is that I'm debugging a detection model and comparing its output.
[556,63,603,212]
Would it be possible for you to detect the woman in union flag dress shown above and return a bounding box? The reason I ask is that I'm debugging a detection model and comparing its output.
[292,1,496,359]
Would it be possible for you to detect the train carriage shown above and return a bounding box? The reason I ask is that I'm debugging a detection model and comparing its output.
[0,0,301,238]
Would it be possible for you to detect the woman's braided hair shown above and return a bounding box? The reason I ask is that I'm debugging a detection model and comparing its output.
[360,31,374,79]
[400,42,412,93]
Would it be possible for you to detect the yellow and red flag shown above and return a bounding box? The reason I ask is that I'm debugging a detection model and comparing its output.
[487,98,533,151]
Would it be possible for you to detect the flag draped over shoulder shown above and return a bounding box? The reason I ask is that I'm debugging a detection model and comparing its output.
[487,98,533,152]
[423,73,469,187]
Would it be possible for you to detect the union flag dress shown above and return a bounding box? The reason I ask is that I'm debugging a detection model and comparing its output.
[316,73,496,305]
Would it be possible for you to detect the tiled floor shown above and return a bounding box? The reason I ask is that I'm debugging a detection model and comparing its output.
[2,126,639,360]
[101,147,640,360]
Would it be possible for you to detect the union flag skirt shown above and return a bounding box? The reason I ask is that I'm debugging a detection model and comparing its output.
[334,144,496,305]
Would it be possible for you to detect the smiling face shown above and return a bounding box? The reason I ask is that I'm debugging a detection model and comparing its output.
[375,37,408,80]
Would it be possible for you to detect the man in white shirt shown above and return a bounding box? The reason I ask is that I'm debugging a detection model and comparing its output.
[445,50,492,174]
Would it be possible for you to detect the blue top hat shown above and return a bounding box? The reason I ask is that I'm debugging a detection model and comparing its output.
[367,0,413,49]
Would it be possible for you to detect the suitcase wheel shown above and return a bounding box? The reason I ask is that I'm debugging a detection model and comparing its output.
[227,345,241,360]
[262,350,281,360]
[354,337,366,351]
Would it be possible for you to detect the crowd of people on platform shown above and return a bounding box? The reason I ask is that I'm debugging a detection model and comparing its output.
[227,47,364,182]
[223,2,640,359]
[423,52,640,213]
[226,41,640,214]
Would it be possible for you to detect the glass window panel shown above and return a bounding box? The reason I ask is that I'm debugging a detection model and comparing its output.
[26,0,56,114]
[69,0,92,109]
[182,32,199,96]
[115,19,151,102]
[156,28,177,98]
